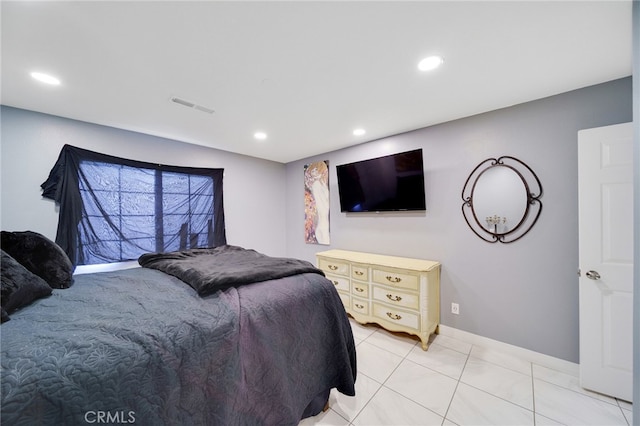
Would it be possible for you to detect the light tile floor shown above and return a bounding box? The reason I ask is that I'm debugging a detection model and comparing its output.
[300,319,634,426]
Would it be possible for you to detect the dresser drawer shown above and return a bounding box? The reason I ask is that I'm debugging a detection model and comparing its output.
[338,292,350,308]
[372,303,419,331]
[316,249,440,351]
[318,258,349,276]
[351,298,369,315]
[351,263,369,281]
[326,275,350,292]
[351,281,370,298]
[372,286,419,310]
[372,267,419,291]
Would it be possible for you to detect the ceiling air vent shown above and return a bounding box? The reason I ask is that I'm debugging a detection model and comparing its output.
[170,96,215,114]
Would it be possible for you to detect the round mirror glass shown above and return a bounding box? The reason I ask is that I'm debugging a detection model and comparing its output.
[472,165,528,235]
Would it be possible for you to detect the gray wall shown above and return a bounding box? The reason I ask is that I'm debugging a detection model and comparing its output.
[0,106,287,257]
[285,77,632,363]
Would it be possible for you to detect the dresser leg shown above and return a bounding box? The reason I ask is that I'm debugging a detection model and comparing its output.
[420,338,429,351]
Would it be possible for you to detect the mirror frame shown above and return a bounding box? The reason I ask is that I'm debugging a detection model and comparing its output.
[461,156,543,243]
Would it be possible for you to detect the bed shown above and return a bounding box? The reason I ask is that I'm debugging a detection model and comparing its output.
[1,240,357,426]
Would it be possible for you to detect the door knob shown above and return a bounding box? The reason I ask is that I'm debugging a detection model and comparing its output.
[586,270,601,280]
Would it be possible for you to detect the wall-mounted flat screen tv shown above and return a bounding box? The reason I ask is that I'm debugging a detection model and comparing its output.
[336,148,426,212]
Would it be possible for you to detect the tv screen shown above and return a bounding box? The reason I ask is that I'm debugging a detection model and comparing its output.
[336,149,426,212]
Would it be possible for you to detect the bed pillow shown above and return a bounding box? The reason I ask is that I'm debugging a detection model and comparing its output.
[1,250,52,316]
[1,230,73,289]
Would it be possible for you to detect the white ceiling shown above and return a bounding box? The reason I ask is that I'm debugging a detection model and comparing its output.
[1,1,632,163]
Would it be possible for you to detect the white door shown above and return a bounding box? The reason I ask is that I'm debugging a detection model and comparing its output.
[578,122,634,402]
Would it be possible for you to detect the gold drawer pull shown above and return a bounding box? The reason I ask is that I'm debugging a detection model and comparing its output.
[355,287,365,293]
[386,294,402,302]
[332,280,339,286]
[386,312,402,321]
[386,276,402,283]
[354,270,364,276]
[354,303,364,309]
[328,265,338,271]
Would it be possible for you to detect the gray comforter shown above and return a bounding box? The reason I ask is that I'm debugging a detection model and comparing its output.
[138,245,325,296]
[0,267,356,425]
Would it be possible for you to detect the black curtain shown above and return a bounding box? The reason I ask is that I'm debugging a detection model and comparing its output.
[41,144,226,266]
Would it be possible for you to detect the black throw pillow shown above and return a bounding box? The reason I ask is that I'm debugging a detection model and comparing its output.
[1,231,73,289]
[1,250,53,316]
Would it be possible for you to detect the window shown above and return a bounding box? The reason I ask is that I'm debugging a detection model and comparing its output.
[42,145,226,266]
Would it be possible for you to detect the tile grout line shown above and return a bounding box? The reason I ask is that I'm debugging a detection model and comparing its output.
[349,322,633,426]
[615,398,631,426]
[375,337,449,424]
[531,362,537,426]
[355,329,457,424]
[447,336,627,413]
[347,330,419,425]
[533,372,631,410]
[440,344,472,425]
[368,332,485,423]
[448,347,539,421]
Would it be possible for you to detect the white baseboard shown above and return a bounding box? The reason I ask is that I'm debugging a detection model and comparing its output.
[438,325,580,376]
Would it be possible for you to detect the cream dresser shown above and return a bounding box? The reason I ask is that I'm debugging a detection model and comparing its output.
[316,249,440,350]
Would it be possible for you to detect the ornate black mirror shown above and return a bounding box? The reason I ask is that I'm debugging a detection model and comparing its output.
[462,156,542,243]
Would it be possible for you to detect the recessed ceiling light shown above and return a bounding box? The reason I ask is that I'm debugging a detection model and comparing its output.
[417,56,443,72]
[30,72,61,85]
[254,131,267,141]
[353,128,366,136]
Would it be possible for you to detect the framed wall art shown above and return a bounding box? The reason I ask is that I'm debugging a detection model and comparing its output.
[304,160,330,245]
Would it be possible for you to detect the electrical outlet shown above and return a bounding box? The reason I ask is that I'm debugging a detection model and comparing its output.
[451,302,460,315]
